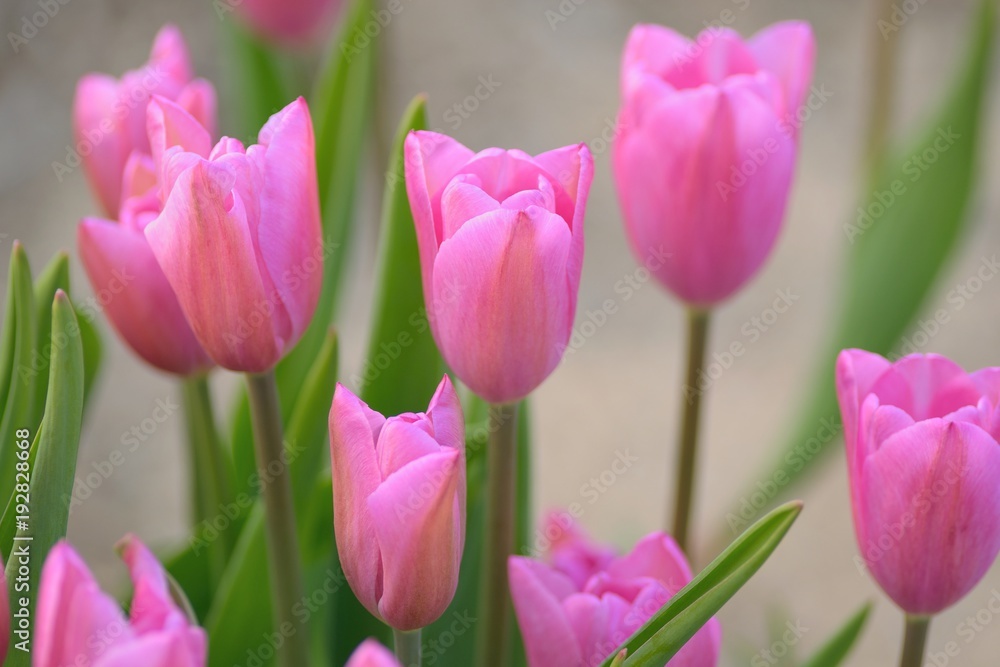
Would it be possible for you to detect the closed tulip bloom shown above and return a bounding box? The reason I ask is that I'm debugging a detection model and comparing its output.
[74,25,216,217]
[77,98,214,375]
[345,639,403,667]
[230,0,344,45]
[35,536,206,667]
[613,22,815,306]
[510,518,720,667]
[836,350,1000,615]
[145,98,323,372]
[329,376,465,630]
[404,131,593,404]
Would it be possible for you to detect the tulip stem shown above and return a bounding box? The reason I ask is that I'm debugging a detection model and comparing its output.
[477,402,520,667]
[670,307,711,552]
[245,371,308,667]
[865,0,901,177]
[393,628,422,667]
[181,375,236,586]
[899,615,931,667]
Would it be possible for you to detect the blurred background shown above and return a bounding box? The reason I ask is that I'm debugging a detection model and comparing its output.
[2,0,999,663]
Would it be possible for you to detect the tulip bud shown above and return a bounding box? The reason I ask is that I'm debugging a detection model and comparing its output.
[230,0,344,45]
[35,536,206,667]
[509,517,720,667]
[346,639,403,667]
[145,98,323,372]
[404,131,593,404]
[329,376,466,630]
[73,25,216,217]
[612,22,815,306]
[836,350,1000,614]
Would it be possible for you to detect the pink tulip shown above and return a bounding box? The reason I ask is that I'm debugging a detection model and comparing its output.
[35,536,206,667]
[345,639,403,667]
[74,25,216,217]
[510,515,720,667]
[77,97,214,376]
[329,376,465,630]
[612,22,815,306]
[404,131,593,404]
[145,98,323,372]
[836,350,1000,615]
[229,0,344,45]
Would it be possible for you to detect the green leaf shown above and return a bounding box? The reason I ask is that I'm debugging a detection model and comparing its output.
[29,252,69,430]
[205,331,339,667]
[4,290,85,664]
[73,305,103,412]
[0,243,36,507]
[230,0,375,491]
[800,604,872,667]
[737,0,997,511]
[602,501,803,667]
[221,22,295,142]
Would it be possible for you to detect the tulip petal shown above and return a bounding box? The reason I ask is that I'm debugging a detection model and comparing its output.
[431,207,573,403]
[836,349,894,456]
[509,557,584,667]
[119,534,186,633]
[867,354,980,421]
[177,78,218,140]
[97,629,206,667]
[78,218,212,375]
[330,384,386,619]
[607,533,693,593]
[367,448,463,630]
[147,96,212,170]
[145,161,281,371]
[861,419,1000,614]
[440,177,499,241]
[346,639,403,667]
[74,73,128,216]
[749,21,816,116]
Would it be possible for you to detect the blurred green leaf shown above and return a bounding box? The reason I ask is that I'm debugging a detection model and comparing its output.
[74,305,103,412]
[602,502,803,667]
[29,252,69,429]
[4,291,84,664]
[0,243,36,507]
[800,604,872,667]
[738,0,997,516]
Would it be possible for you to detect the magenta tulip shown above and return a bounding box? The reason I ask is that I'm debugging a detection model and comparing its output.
[836,350,1000,614]
[73,25,216,217]
[345,639,403,667]
[510,515,720,667]
[145,97,323,372]
[35,536,206,667]
[612,22,814,306]
[77,97,214,376]
[229,0,344,45]
[329,376,465,630]
[404,131,593,404]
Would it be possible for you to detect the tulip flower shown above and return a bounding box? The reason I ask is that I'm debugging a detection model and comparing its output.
[74,24,216,217]
[346,639,403,667]
[404,131,593,405]
[836,350,1000,615]
[229,0,344,45]
[612,22,815,306]
[510,515,720,667]
[329,375,465,631]
[35,536,206,667]
[145,97,323,372]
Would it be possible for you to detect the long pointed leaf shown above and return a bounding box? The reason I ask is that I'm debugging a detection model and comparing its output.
[800,604,872,667]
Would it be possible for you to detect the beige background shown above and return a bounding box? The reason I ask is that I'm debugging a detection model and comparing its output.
[2,0,1000,663]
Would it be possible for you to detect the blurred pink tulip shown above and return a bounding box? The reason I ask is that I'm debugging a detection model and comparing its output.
[404,131,593,404]
[510,517,720,667]
[229,0,344,45]
[612,22,815,306]
[345,639,403,667]
[35,536,206,667]
[329,376,465,630]
[837,350,1000,614]
[73,25,216,217]
[77,97,214,376]
[145,98,323,372]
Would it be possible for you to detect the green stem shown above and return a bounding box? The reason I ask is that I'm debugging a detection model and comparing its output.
[245,371,308,667]
[670,308,711,553]
[393,628,422,667]
[899,615,931,667]
[865,0,902,178]
[476,402,520,667]
[181,375,236,582]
